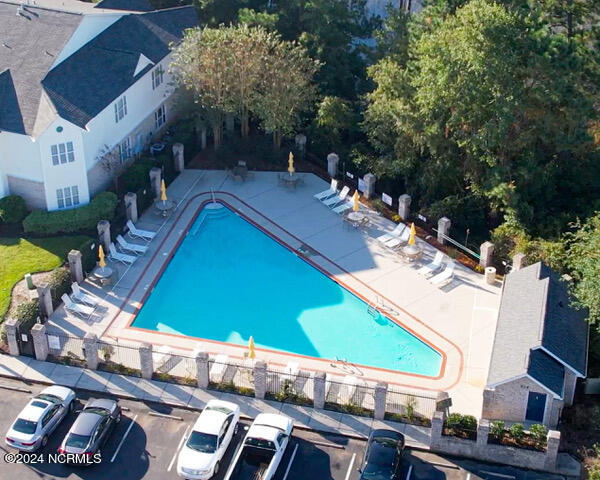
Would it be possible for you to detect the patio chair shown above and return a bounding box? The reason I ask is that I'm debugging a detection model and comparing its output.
[322,186,350,207]
[153,345,174,373]
[384,227,411,249]
[338,375,358,403]
[62,293,94,318]
[108,243,137,265]
[376,223,406,246]
[417,251,445,277]
[332,201,353,214]
[210,354,229,383]
[126,220,156,241]
[71,283,98,307]
[430,262,455,286]
[117,235,148,255]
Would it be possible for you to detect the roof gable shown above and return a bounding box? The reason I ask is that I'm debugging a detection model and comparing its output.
[134,53,154,76]
[527,348,564,397]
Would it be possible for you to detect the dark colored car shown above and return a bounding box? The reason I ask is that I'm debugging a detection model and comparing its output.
[358,429,405,480]
[58,398,121,463]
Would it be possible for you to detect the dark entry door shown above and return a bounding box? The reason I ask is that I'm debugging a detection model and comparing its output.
[526,391,546,422]
[16,324,35,357]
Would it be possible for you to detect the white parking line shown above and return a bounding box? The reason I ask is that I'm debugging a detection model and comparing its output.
[344,453,356,480]
[282,443,299,480]
[167,424,191,472]
[110,414,138,463]
[479,471,515,479]
[406,465,413,480]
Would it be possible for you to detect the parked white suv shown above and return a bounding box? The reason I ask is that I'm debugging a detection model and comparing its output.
[177,399,241,479]
[5,385,76,451]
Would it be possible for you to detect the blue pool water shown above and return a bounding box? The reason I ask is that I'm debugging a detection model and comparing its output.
[132,204,442,375]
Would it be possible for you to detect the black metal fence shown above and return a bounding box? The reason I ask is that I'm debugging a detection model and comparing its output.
[266,365,314,406]
[207,358,254,395]
[325,377,375,417]
[385,385,436,426]
[97,340,142,377]
[46,332,86,367]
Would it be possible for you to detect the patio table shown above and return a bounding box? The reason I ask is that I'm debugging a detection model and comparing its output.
[93,265,113,286]
[280,173,302,189]
[155,199,175,217]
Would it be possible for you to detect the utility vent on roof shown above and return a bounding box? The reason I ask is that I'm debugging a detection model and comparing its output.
[134,54,154,77]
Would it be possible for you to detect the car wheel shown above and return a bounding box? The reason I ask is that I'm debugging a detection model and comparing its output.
[116,412,121,423]
[69,401,75,412]
[214,461,220,475]
[41,436,48,448]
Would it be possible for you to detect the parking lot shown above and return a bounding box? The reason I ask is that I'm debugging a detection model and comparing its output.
[0,378,568,480]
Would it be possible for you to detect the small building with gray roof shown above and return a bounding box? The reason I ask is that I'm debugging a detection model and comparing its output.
[482,262,588,427]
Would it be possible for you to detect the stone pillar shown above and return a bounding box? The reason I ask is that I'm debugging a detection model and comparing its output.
[253,360,267,400]
[139,343,154,379]
[4,318,20,356]
[149,167,162,199]
[201,128,207,150]
[437,217,451,244]
[313,372,326,409]
[37,282,53,319]
[512,252,527,271]
[363,173,376,199]
[195,349,209,388]
[173,143,184,172]
[83,333,99,370]
[430,411,445,448]
[374,382,388,420]
[225,114,234,132]
[295,134,307,158]
[544,430,561,471]
[398,194,411,221]
[68,250,84,284]
[31,323,49,361]
[327,153,339,178]
[476,419,490,448]
[97,220,111,253]
[124,192,138,223]
[479,241,495,268]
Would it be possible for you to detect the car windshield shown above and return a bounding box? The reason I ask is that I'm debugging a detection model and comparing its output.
[12,419,37,435]
[36,393,62,404]
[245,437,276,450]
[186,431,218,453]
[84,407,110,416]
[66,433,91,449]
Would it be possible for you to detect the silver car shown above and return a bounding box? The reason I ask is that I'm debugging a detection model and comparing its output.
[5,385,76,451]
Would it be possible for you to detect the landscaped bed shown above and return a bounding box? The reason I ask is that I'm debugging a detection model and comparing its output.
[0,235,90,320]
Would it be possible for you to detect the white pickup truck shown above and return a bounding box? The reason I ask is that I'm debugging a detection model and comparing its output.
[224,413,293,480]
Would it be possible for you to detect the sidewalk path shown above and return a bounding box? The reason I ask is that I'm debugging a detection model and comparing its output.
[0,353,432,449]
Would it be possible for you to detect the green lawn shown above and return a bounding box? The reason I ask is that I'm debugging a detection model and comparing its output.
[0,236,90,320]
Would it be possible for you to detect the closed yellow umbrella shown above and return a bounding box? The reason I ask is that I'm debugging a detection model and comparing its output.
[160,179,167,202]
[98,245,106,268]
[248,336,256,359]
[288,152,295,175]
[408,222,416,245]
[353,190,360,212]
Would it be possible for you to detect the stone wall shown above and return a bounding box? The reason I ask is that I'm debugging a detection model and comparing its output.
[482,376,562,427]
[6,175,46,209]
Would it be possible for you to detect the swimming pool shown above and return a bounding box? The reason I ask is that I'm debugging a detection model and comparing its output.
[132,203,442,376]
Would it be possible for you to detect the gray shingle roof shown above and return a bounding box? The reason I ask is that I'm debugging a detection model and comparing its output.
[486,262,589,397]
[527,349,564,397]
[0,2,83,134]
[95,0,153,12]
[42,6,198,129]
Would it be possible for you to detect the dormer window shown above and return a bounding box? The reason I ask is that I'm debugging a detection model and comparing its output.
[114,95,127,123]
[152,65,164,90]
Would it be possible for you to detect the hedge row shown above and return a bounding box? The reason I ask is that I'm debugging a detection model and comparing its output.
[0,195,27,224]
[23,192,118,235]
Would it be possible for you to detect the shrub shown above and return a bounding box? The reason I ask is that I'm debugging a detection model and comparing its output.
[48,268,71,305]
[122,162,153,192]
[0,195,27,224]
[461,415,477,431]
[15,300,40,330]
[529,424,548,446]
[78,238,98,273]
[490,420,505,438]
[446,413,463,432]
[509,423,525,441]
[405,396,416,421]
[23,192,118,235]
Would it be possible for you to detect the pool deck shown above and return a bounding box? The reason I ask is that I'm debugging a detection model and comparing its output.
[47,170,502,418]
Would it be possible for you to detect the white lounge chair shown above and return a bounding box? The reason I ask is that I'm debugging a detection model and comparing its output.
[153,346,174,373]
[417,251,445,277]
[338,375,358,403]
[322,186,350,207]
[385,227,411,249]
[210,354,229,383]
[314,179,338,201]
[126,220,156,241]
[430,262,455,285]
[333,201,353,214]
[62,293,94,318]
[108,243,137,265]
[117,235,148,255]
[71,283,98,307]
[377,223,406,245]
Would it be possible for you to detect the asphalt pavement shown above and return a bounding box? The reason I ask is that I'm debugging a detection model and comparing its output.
[0,378,569,480]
